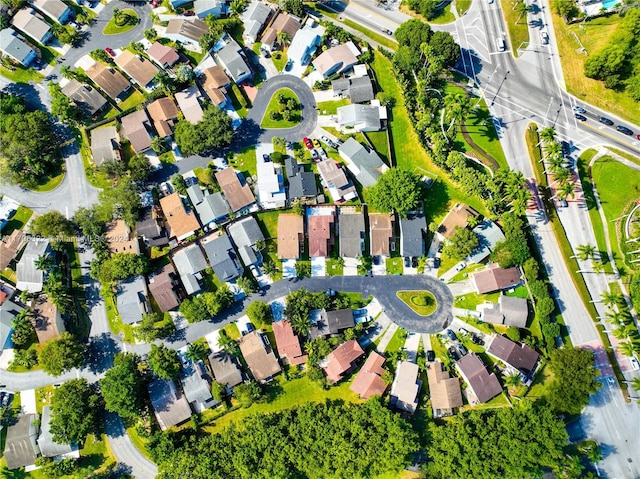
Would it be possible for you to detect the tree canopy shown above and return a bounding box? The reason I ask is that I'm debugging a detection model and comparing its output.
[246,300,272,326]
[284,288,325,336]
[366,168,423,217]
[50,379,101,444]
[91,252,149,284]
[100,353,143,419]
[37,332,84,376]
[147,344,181,380]
[29,211,76,239]
[96,177,141,227]
[174,104,234,156]
[279,0,304,17]
[546,347,601,415]
[443,226,479,260]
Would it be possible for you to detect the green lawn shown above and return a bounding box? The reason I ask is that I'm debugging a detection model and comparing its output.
[456,0,473,15]
[271,50,288,72]
[437,251,458,277]
[397,291,437,316]
[454,291,501,310]
[317,98,350,114]
[103,9,139,35]
[500,0,530,56]
[609,148,640,167]
[428,3,456,24]
[364,130,390,163]
[255,210,280,239]
[449,262,485,282]
[386,257,404,275]
[229,146,257,180]
[260,88,301,128]
[0,65,44,83]
[117,88,146,111]
[1,206,33,235]
[384,327,408,354]
[326,258,344,276]
[28,164,65,192]
[105,293,135,342]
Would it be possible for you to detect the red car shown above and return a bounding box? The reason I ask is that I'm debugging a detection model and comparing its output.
[303,137,313,149]
[105,47,115,57]
[151,0,160,7]
[183,9,195,15]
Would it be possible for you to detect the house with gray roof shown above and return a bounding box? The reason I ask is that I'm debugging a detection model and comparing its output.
[12,9,53,45]
[2,414,40,470]
[0,28,37,67]
[331,75,374,104]
[187,184,230,226]
[194,0,227,19]
[337,101,386,132]
[61,79,108,117]
[116,275,149,325]
[286,159,317,201]
[227,216,265,266]
[148,378,192,430]
[136,206,168,247]
[309,308,355,340]
[16,238,50,293]
[32,0,71,24]
[215,35,252,83]
[242,1,272,44]
[201,232,242,282]
[208,350,243,390]
[466,219,506,264]
[180,361,218,412]
[338,208,365,258]
[165,18,208,46]
[172,243,208,295]
[90,126,122,167]
[38,405,78,459]
[0,299,22,351]
[400,214,426,258]
[338,137,388,187]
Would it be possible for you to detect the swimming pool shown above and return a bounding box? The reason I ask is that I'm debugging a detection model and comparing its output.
[602,0,620,9]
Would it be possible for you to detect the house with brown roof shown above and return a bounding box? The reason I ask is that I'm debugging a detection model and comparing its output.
[215,168,256,214]
[200,65,230,107]
[273,320,307,366]
[436,203,479,240]
[316,159,357,203]
[486,334,539,380]
[147,263,180,312]
[389,360,421,414]
[105,219,140,254]
[61,79,108,118]
[147,97,179,138]
[31,295,65,344]
[114,50,159,89]
[85,63,131,101]
[148,378,192,430]
[159,193,200,242]
[165,18,208,46]
[32,0,70,24]
[261,12,301,51]
[175,86,204,124]
[472,264,522,294]
[312,41,360,78]
[369,213,394,257]
[323,340,364,383]
[350,351,387,399]
[0,230,25,271]
[147,41,180,68]
[426,361,462,417]
[307,207,335,258]
[455,352,502,404]
[208,350,243,389]
[120,109,153,153]
[277,213,304,259]
[90,126,122,167]
[238,330,281,382]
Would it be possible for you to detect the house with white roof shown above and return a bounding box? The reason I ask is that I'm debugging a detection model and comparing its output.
[242,1,272,44]
[337,100,387,132]
[194,0,227,18]
[287,20,324,69]
[175,86,204,124]
[256,147,286,209]
[12,9,53,45]
[32,0,71,24]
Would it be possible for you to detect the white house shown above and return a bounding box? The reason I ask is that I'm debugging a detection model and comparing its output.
[256,144,286,209]
[287,20,324,69]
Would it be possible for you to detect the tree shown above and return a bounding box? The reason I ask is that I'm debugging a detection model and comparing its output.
[294,261,311,278]
[175,64,195,83]
[11,310,36,347]
[229,0,248,15]
[171,174,187,195]
[443,226,479,260]
[134,313,175,342]
[443,92,472,135]
[538,126,556,144]
[277,31,291,48]
[147,344,181,379]
[50,379,100,444]
[101,353,143,418]
[617,341,635,357]
[366,168,423,217]
[285,288,317,336]
[93,253,149,283]
[546,347,601,415]
[630,377,640,393]
[236,276,256,294]
[128,153,153,181]
[218,329,240,355]
[43,272,72,313]
[174,104,234,156]
[29,211,75,239]
[144,27,158,41]
[180,297,209,323]
[186,342,209,362]
[49,83,78,123]
[233,380,263,407]
[211,380,225,401]
[35,253,55,272]
[96,177,141,227]
[154,71,176,94]
[280,0,304,17]
[246,300,272,326]
[38,332,84,376]
[576,243,596,261]
[504,371,521,388]
[556,181,576,201]
[152,135,169,154]
[600,289,622,309]
[515,0,530,24]
[12,348,38,368]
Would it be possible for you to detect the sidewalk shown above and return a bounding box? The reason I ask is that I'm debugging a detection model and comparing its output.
[375,322,399,353]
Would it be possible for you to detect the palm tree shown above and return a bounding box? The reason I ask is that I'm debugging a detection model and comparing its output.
[539,126,556,145]
[153,71,174,94]
[556,181,576,201]
[229,0,245,15]
[186,342,209,362]
[544,141,562,158]
[515,1,530,24]
[552,167,570,185]
[443,92,472,135]
[277,31,291,49]
[262,261,277,279]
[605,309,624,327]
[629,377,640,393]
[505,371,521,388]
[576,244,596,261]
[591,260,605,274]
[601,290,622,309]
[34,253,54,272]
[617,341,635,357]
[60,65,73,80]
[612,326,630,340]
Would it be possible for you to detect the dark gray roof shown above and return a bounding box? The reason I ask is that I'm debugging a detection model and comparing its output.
[216,37,251,83]
[147,378,192,430]
[228,217,264,266]
[189,185,230,225]
[285,157,299,178]
[180,361,217,408]
[338,137,385,187]
[173,244,208,276]
[136,207,168,247]
[499,295,529,328]
[338,212,365,258]
[187,184,204,205]
[61,79,107,116]
[347,76,374,103]
[309,308,354,339]
[38,406,75,458]
[208,350,243,388]
[288,170,317,199]
[116,275,149,325]
[0,28,34,65]
[400,214,426,257]
[2,414,39,470]
[201,233,241,282]
[331,78,350,93]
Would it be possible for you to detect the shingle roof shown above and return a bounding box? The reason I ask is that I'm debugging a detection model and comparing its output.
[175,86,204,124]
[165,18,208,43]
[32,0,68,22]
[200,65,229,105]
[338,210,365,258]
[12,9,51,43]
[147,97,179,137]
[147,41,180,67]
[2,414,39,470]
[369,213,393,257]
[31,294,64,344]
[215,168,255,212]
[114,50,159,87]
[426,361,462,414]
[120,109,153,153]
[307,211,334,258]
[400,214,426,258]
[159,193,200,241]
[215,37,252,83]
[116,275,149,325]
[339,137,387,187]
[310,308,354,339]
[148,263,179,312]
[486,334,539,375]
[390,361,421,413]
[136,206,168,247]
[261,12,301,47]
[173,243,208,276]
[273,320,306,365]
[456,352,502,403]
[0,28,35,66]
[472,265,522,294]
[16,238,50,293]
[499,295,529,328]
[238,330,281,382]
[437,203,479,239]
[277,213,303,259]
[349,351,387,399]
[201,232,240,282]
[61,79,107,116]
[346,75,374,103]
[148,378,192,430]
[228,216,264,266]
[85,63,131,100]
[288,168,317,199]
[208,350,243,387]
[180,361,214,406]
[90,126,120,166]
[323,339,364,383]
[0,230,25,271]
[312,41,360,76]
[38,406,75,458]
[105,219,139,254]
[189,185,229,225]
[337,104,381,130]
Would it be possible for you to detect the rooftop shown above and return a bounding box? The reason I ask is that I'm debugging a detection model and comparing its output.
[2,414,39,470]
[437,203,479,239]
[215,168,255,212]
[456,352,502,404]
[116,275,149,325]
[12,9,51,43]
[147,41,180,67]
[208,350,243,387]
[165,18,208,42]
[312,41,360,77]
[85,63,131,100]
[31,295,64,344]
[390,361,420,413]
[61,79,107,117]
[472,264,522,294]
[159,193,200,241]
[147,97,179,137]
[148,378,192,430]
[147,263,179,312]
[120,109,153,153]
[105,219,139,254]
[273,320,306,366]
[307,210,334,258]
[175,86,204,124]
[349,351,387,399]
[38,405,76,458]
[426,361,463,414]
[400,214,426,258]
[16,238,50,293]
[323,339,364,383]
[486,334,539,375]
[115,50,159,87]
[90,125,121,167]
[499,295,529,328]
[238,330,281,382]
[369,213,394,257]
[338,210,365,258]
[201,231,241,282]
[277,213,304,259]
[173,243,208,276]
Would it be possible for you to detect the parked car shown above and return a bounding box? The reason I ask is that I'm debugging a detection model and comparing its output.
[183,9,195,15]
[471,333,484,345]
[319,149,328,160]
[459,328,469,336]
[312,138,321,149]
[448,346,460,361]
[599,116,614,126]
[616,125,634,136]
[458,344,469,356]
[320,135,331,145]
[303,137,313,149]
[574,113,587,121]
[105,47,115,57]
[262,153,271,162]
[404,257,411,268]
[311,149,320,161]
[426,350,436,362]
[411,257,418,268]
[558,198,568,208]
[455,262,466,272]
[446,329,457,342]
[373,255,380,266]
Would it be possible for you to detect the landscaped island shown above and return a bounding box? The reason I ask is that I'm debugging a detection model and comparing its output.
[261,88,301,128]
[397,290,437,316]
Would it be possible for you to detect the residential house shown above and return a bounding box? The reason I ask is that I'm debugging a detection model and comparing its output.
[287,20,324,68]
[389,360,421,414]
[455,352,502,404]
[147,97,179,138]
[2,414,40,470]
[285,157,317,202]
[31,295,65,344]
[200,65,230,107]
[486,334,539,379]
[194,0,227,19]
[478,295,529,328]
[38,406,78,459]
[215,35,252,84]
[273,319,307,366]
[201,231,242,282]
[208,350,243,389]
[0,28,37,67]
[16,238,50,293]
[136,206,169,247]
[436,203,480,240]
[90,126,122,167]
[115,50,159,89]
[180,361,218,412]
[0,298,22,351]
[105,219,140,254]
[147,263,180,312]
[399,214,427,258]
[472,264,522,294]
[0,230,24,271]
[322,339,364,383]
[338,207,365,258]
[116,275,149,325]
[350,351,387,399]
[120,109,153,153]
[338,137,388,187]
[307,207,335,258]
[309,308,354,340]
[337,101,386,132]
[165,18,208,46]
[12,9,53,45]
[61,79,108,118]
[466,219,506,264]
[426,361,463,417]
[169,0,190,8]
[256,150,286,209]
[215,168,256,214]
[187,184,229,227]
[175,86,204,124]
[369,213,394,257]
[260,12,301,51]
[242,1,272,44]
[0,196,18,232]
[32,0,71,24]
[85,63,131,102]
[147,41,180,68]
[312,41,360,78]
[147,378,192,430]
[316,159,357,203]
[172,243,208,295]
[228,216,265,267]
[159,192,200,242]
[331,75,374,104]
[277,213,304,259]
[238,330,281,382]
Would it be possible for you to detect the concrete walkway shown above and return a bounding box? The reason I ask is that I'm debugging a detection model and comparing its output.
[375,323,399,353]
[403,332,421,363]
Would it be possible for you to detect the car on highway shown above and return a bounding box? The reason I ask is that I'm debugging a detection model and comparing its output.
[496,37,505,52]
[382,28,393,35]
[303,137,313,149]
[599,116,614,126]
[616,125,634,136]
[105,47,115,56]
[572,105,586,113]
[574,113,587,121]
[540,30,549,44]
[312,138,321,149]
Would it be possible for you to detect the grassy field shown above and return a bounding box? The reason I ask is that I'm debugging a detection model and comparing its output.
[117,88,146,111]
[105,293,135,342]
[271,50,288,72]
[260,88,301,128]
[386,257,404,275]
[255,210,279,239]
[229,145,257,180]
[364,130,390,163]
[29,164,65,192]
[551,12,637,123]
[385,327,408,353]
[428,3,456,24]
[500,0,530,56]
[397,291,437,316]
[317,98,350,115]
[454,291,501,310]
[326,258,344,276]
[103,9,139,35]
[456,0,473,15]
[0,64,44,83]
[1,206,33,235]
[609,148,640,167]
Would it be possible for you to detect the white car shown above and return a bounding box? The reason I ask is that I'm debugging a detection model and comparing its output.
[540,30,549,44]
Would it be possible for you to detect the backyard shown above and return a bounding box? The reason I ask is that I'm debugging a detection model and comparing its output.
[1,206,33,235]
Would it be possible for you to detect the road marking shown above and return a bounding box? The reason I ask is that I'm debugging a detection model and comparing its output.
[580,122,640,151]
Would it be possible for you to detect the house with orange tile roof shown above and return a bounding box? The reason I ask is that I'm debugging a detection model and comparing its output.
[322,339,364,383]
[273,320,307,366]
[277,213,304,259]
[159,193,200,242]
[350,351,387,399]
